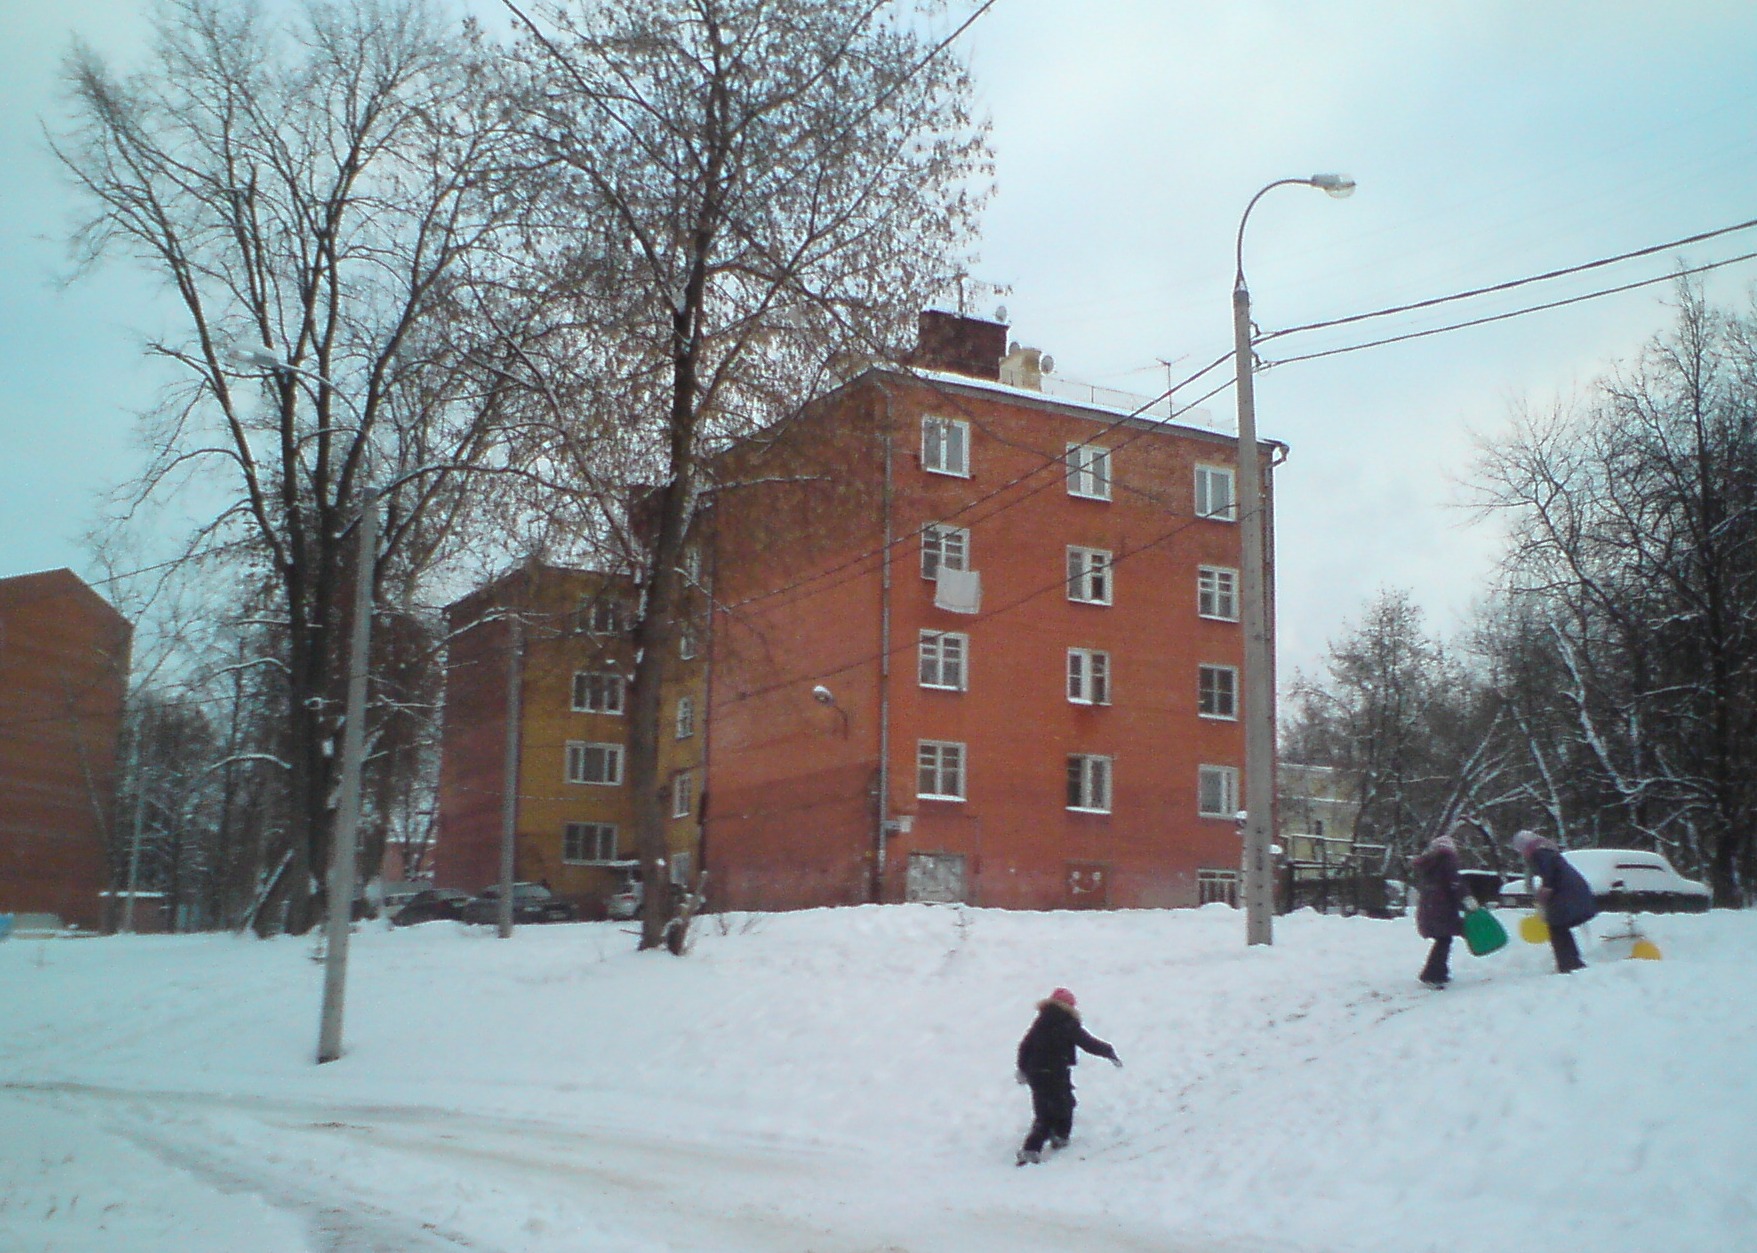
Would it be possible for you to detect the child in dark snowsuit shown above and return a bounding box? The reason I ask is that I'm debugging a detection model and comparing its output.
[1014,987,1121,1165]
[1411,830,1470,988]
[1511,829,1599,973]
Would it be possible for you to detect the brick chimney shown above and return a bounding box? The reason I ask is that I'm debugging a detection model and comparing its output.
[912,310,1008,381]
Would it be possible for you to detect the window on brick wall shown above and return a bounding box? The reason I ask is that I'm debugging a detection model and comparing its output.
[1066,754,1113,812]
[919,631,968,690]
[922,415,969,476]
[672,768,696,819]
[675,695,695,739]
[563,822,617,863]
[572,670,624,714]
[1067,648,1110,704]
[921,523,970,579]
[1198,565,1239,621]
[917,740,966,800]
[1198,764,1239,817]
[1198,867,1239,906]
[566,741,624,786]
[1066,443,1112,500]
[1195,464,1236,521]
[1066,546,1112,604]
[1198,664,1238,719]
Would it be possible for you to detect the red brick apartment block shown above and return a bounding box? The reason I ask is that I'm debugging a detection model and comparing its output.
[701,313,1278,911]
[0,569,132,930]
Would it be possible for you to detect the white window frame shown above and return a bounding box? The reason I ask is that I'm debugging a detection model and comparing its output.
[922,416,970,477]
[675,695,695,739]
[918,631,969,691]
[571,670,625,715]
[585,598,622,635]
[1198,664,1238,720]
[1197,764,1239,817]
[563,821,618,864]
[1198,565,1239,621]
[671,768,696,820]
[1066,754,1113,813]
[1066,546,1113,605]
[917,740,966,801]
[1195,464,1236,521]
[1066,442,1112,500]
[920,523,970,580]
[1067,648,1110,705]
[679,621,699,660]
[1198,867,1239,906]
[566,741,624,786]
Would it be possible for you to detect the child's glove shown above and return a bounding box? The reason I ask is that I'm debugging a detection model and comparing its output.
[1462,895,1479,912]
[1109,1056,1124,1070]
[1016,1069,1027,1085]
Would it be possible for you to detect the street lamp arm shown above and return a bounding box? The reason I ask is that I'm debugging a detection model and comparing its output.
[1235,174,1357,290]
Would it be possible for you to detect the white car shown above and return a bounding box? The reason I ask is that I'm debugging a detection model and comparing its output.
[1499,848,1710,914]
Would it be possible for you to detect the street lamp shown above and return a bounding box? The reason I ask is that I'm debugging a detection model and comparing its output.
[1232,175,1354,947]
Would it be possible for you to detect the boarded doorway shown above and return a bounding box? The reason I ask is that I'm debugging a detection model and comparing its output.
[906,852,967,903]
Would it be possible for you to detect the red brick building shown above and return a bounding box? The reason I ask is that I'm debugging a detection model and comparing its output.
[700,312,1277,911]
[0,569,132,929]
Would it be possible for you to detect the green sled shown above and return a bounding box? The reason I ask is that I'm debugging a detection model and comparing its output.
[1462,907,1509,957]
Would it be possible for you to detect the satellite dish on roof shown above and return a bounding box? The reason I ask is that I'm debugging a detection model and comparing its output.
[1040,354,1054,374]
[995,304,1008,323]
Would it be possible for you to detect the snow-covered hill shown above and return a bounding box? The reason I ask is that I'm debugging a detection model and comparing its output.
[3,903,1752,1252]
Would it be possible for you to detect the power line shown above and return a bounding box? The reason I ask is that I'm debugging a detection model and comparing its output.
[1261,249,1757,371]
[1257,214,1757,348]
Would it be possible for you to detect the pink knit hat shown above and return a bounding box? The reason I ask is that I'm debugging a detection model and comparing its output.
[1511,829,1542,856]
[1049,987,1077,1008]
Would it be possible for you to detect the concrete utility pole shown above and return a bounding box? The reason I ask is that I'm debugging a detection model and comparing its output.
[317,486,377,1063]
[1232,174,1354,947]
[496,615,525,938]
[121,733,147,933]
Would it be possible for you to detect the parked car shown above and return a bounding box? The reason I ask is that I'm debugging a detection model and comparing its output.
[1458,869,1505,907]
[605,865,689,921]
[460,882,580,925]
[1498,848,1710,914]
[606,868,642,921]
[390,887,472,927]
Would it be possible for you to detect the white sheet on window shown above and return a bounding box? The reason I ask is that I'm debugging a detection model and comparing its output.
[933,567,982,614]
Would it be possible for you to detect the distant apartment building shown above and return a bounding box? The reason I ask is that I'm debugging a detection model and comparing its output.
[435,563,706,915]
[697,311,1279,911]
[0,568,132,930]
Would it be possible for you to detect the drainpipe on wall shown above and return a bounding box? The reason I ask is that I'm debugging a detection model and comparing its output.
[874,384,895,903]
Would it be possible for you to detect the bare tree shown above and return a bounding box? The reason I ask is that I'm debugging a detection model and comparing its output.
[56,0,541,931]
[1474,286,1757,902]
[503,0,991,948]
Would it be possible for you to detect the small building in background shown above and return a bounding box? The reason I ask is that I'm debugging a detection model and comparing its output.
[1278,761,1387,914]
[435,562,706,917]
[0,568,132,931]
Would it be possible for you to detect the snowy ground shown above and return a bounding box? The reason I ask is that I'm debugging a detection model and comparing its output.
[2,903,1753,1253]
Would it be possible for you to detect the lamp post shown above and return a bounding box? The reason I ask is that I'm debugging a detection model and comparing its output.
[1232,174,1354,947]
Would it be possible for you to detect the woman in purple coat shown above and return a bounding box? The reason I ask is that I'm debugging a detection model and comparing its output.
[1411,830,1469,988]
[1511,830,1598,973]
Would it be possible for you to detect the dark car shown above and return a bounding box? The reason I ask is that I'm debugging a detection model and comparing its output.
[460,882,580,925]
[390,887,473,927]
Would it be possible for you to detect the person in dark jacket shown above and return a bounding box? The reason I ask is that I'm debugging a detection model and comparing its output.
[1411,829,1472,988]
[1511,829,1599,973]
[1014,987,1121,1165]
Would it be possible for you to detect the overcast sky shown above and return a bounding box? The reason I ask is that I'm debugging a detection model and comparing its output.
[4,1,1755,680]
